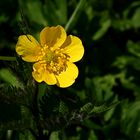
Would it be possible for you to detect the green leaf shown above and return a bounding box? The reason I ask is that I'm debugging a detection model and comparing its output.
[88,130,98,140]
[0,68,24,89]
[92,19,111,40]
[82,119,101,130]
[89,101,120,114]
[20,0,47,26]
[104,107,115,121]
[92,75,116,102]
[122,101,140,138]
[59,101,69,115]
[127,40,140,57]
[80,102,93,114]
[43,0,67,25]
[113,55,140,71]
[112,19,131,31]
[131,8,140,28]
[50,132,60,140]
[19,130,35,140]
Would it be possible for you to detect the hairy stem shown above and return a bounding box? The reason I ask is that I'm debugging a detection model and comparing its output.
[31,83,51,140]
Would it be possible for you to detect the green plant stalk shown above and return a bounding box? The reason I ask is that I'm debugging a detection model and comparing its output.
[0,56,16,61]
[65,0,86,31]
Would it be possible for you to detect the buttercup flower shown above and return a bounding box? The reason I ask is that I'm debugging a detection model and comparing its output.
[16,25,84,88]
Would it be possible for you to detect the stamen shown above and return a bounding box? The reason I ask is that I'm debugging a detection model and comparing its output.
[40,45,70,75]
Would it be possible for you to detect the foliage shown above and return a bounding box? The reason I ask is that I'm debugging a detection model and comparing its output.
[1,0,140,139]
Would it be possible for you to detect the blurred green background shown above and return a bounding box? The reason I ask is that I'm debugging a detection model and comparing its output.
[1,0,140,139]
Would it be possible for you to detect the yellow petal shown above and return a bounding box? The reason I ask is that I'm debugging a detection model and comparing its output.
[55,62,78,88]
[16,35,42,62]
[32,62,44,82]
[43,70,57,85]
[62,35,84,62]
[40,25,66,49]
[32,62,57,85]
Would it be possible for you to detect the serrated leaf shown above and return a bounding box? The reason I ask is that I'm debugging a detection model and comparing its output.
[89,101,120,114]
[80,102,93,113]
[59,101,69,115]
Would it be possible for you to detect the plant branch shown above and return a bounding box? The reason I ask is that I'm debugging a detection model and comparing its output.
[0,56,16,61]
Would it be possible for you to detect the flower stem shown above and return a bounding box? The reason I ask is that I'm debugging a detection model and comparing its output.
[31,83,51,140]
[0,56,16,61]
[65,0,86,31]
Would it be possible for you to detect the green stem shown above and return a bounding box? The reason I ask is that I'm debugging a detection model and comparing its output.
[0,56,16,61]
[32,83,50,140]
[65,0,86,31]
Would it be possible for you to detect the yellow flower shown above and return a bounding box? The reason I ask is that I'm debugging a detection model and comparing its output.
[16,25,84,88]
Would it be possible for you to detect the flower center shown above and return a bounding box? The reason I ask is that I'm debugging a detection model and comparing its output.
[41,46,70,75]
